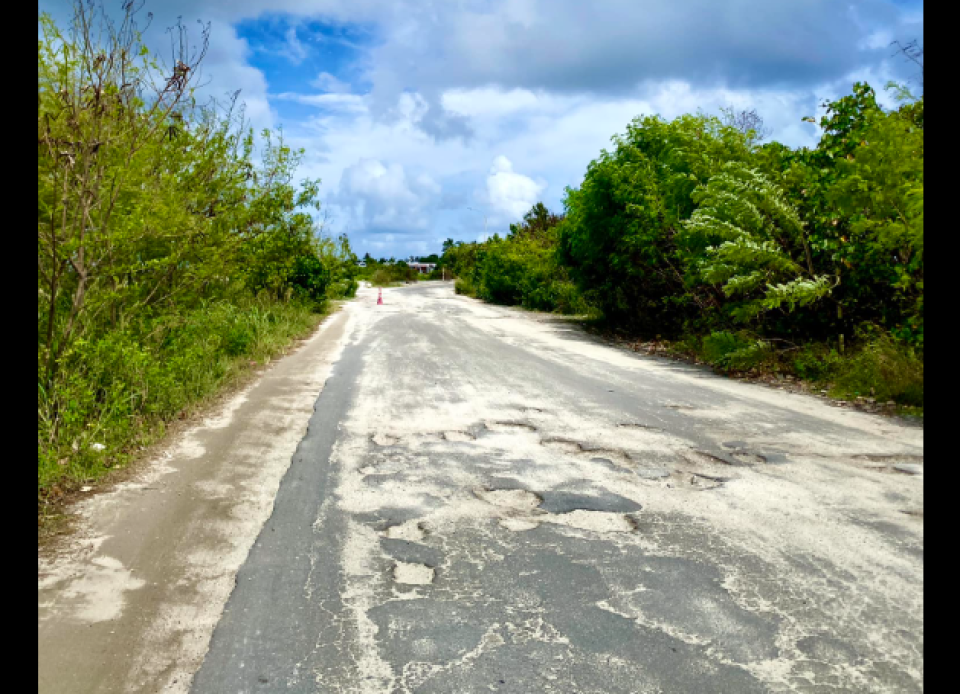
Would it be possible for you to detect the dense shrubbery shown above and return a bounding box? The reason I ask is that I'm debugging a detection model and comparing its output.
[444,204,594,314]
[37,297,320,493]
[38,4,357,503]
[358,260,419,285]
[442,83,923,407]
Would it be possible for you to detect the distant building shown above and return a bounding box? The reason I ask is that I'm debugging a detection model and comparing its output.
[407,262,436,274]
[356,260,367,268]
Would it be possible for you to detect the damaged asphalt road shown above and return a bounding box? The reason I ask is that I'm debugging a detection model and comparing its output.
[193,283,923,693]
[39,282,923,694]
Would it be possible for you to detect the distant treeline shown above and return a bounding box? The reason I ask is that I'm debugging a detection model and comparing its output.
[355,254,446,285]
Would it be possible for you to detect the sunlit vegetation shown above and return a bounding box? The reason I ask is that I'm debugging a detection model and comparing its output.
[38,2,358,512]
[443,83,923,409]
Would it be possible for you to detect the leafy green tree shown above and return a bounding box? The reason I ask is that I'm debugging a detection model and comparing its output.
[826,98,924,344]
[559,113,754,333]
[38,4,213,387]
[766,83,924,343]
[239,129,325,300]
[681,163,832,322]
[37,1,362,496]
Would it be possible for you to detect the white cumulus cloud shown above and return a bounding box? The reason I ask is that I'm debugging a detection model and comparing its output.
[336,158,440,232]
[485,156,545,223]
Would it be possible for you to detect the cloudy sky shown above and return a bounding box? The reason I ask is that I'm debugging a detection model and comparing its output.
[39,0,923,258]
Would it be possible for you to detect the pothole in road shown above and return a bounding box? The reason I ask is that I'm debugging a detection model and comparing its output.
[477,487,642,535]
[852,453,924,463]
[674,472,727,490]
[380,538,442,567]
[410,432,445,445]
[730,451,767,465]
[669,452,741,489]
[833,454,924,475]
[618,422,664,431]
[544,510,638,534]
[540,437,637,470]
[683,449,751,467]
[442,430,476,443]
[722,440,749,450]
[499,518,540,532]
[537,491,642,514]
[393,561,435,585]
[475,488,543,512]
[371,433,400,447]
[382,520,428,542]
[722,442,789,465]
[893,463,923,475]
[580,445,634,465]
[540,437,583,454]
[635,467,671,480]
[486,421,538,433]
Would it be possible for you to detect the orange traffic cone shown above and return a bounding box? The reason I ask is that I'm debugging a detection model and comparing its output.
[377,288,383,305]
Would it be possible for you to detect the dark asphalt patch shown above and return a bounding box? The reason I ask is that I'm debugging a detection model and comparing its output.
[538,491,642,514]
[379,538,444,567]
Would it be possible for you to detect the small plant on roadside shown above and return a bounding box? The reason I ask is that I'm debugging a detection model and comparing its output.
[831,331,923,406]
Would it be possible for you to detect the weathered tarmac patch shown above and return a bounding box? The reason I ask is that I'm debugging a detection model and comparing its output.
[499,518,541,532]
[537,490,642,514]
[393,561,435,585]
[543,510,638,534]
[382,519,428,542]
[442,430,476,442]
[475,488,543,512]
[371,433,400,446]
[380,538,442,567]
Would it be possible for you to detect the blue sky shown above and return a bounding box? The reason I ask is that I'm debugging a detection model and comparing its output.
[39,0,923,259]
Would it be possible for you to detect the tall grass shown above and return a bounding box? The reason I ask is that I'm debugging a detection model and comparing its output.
[38,295,325,513]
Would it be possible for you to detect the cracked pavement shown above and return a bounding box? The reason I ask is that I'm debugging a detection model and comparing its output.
[196,283,924,693]
[39,282,924,693]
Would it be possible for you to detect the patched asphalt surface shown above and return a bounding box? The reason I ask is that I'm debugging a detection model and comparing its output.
[191,283,923,693]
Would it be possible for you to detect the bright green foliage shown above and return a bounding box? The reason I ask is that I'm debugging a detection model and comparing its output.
[358,260,418,286]
[700,331,774,371]
[681,163,832,321]
[37,3,356,503]
[474,235,558,310]
[38,296,320,495]
[768,83,924,344]
[552,85,921,358]
[831,331,923,406]
[558,114,754,332]
[445,83,922,407]
[826,102,924,344]
[441,203,591,314]
[318,234,360,298]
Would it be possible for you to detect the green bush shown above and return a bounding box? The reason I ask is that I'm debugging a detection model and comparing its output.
[326,279,359,300]
[700,331,773,371]
[443,203,594,316]
[371,265,415,286]
[791,345,843,381]
[558,113,754,335]
[38,296,322,499]
[832,333,923,406]
[701,331,746,363]
[455,277,477,296]
[38,3,363,509]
